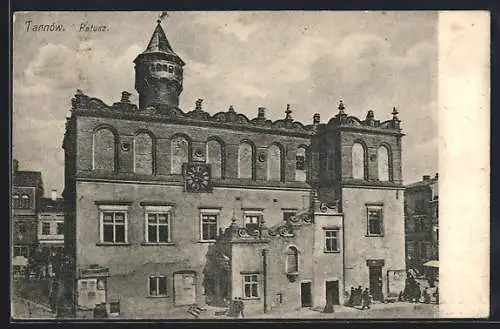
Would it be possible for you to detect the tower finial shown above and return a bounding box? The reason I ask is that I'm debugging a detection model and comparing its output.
[338,100,345,114]
[158,11,169,24]
[285,104,293,120]
[195,98,203,111]
[392,106,399,118]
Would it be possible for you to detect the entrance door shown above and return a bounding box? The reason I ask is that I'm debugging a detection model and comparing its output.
[300,282,312,307]
[369,266,383,301]
[325,280,340,305]
[174,272,196,306]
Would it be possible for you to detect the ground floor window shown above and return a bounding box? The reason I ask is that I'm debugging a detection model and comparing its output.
[149,275,168,297]
[242,274,259,298]
[13,246,28,258]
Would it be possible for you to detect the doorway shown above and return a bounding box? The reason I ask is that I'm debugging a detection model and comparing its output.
[300,281,312,307]
[368,266,383,301]
[174,272,196,306]
[325,280,340,305]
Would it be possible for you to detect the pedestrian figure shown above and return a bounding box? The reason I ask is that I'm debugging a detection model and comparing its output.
[230,297,239,317]
[423,288,431,304]
[237,297,245,318]
[361,288,371,310]
[355,285,362,306]
[415,283,421,303]
[347,287,355,307]
[93,303,107,319]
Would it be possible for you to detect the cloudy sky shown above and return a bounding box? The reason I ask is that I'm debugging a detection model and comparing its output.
[12,11,437,196]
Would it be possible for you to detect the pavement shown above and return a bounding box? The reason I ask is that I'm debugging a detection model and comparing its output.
[242,302,439,319]
[11,297,56,320]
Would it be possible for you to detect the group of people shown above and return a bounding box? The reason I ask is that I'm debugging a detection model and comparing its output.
[227,297,245,318]
[401,275,437,304]
[346,286,372,310]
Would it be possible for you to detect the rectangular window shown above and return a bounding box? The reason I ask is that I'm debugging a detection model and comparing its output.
[56,222,64,235]
[324,229,339,252]
[14,246,28,257]
[98,204,130,244]
[283,211,297,222]
[102,212,126,243]
[296,156,305,170]
[243,274,259,298]
[367,206,384,236]
[201,213,218,242]
[147,213,170,243]
[42,222,51,235]
[149,276,168,297]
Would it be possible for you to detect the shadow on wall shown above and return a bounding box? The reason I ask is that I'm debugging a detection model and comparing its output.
[202,243,230,307]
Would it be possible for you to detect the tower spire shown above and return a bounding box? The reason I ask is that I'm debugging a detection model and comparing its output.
[134,18,185,109]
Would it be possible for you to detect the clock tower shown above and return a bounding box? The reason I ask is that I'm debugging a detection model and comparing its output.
[134,20,185,109]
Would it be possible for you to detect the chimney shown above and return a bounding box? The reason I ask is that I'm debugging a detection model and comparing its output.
[422,175,430,181]
[51,189,57,201]
[13,159,19,173]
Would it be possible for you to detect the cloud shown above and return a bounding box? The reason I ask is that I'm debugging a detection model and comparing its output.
[193,13,263,42]
[13,40,143,194]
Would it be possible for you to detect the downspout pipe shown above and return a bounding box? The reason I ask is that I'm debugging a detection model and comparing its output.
[262,249,268,313]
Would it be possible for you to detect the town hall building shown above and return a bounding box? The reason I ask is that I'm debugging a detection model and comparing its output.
[62,20,406,318]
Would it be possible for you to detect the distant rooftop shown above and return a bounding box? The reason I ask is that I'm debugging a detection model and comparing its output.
[406,173,439,189]
[39,197,65,212]
[13,170,43,188]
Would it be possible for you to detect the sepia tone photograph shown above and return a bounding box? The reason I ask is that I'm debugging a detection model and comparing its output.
[10,10,488,320]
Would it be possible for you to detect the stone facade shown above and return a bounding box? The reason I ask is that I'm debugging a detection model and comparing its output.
[12,160,44,277]
[62,21,407,317]
[38,194,65,254]
[404,174,439,273]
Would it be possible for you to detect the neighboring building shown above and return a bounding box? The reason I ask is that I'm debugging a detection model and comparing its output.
[404,173,439,273]
[38,190,65,255]
[62,21,406,317]
[12,159,44,277]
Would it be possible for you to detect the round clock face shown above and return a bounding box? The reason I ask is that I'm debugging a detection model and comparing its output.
[186,164,210,191]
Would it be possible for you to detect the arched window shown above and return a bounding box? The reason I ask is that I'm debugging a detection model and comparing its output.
[377,145,391,181]
[286,247,298,273]
[13,194,20,208]
[156,63,161,71]
[93,127,116,172]
[207,139,223,179]
[352,142,366,180]
[21,194,30,208]
[238,141,254,180]
[134,132,154,175]
[295,147,307,182]
[171,135,190,174]
[267,144,283,181]
[168,65,174,73]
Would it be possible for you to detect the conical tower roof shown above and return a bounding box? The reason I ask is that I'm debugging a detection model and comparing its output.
[135,21,185,65]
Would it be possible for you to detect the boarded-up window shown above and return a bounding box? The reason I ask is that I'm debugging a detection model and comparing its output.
[207,140,223,178]
[134,133,153,175]
[238,142,254,179]
[267,144,282,181]
[377,145,390,181]
[93,128,115,172]
[171,136,189,174]
[352,143,365,180]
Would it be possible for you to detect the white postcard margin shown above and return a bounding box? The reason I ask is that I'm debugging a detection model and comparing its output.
[438,11,490,318]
